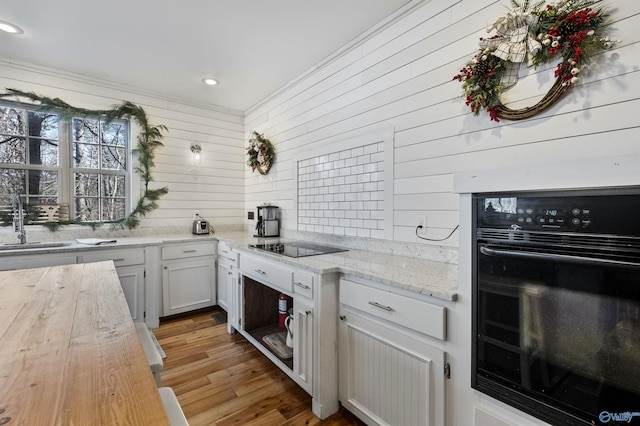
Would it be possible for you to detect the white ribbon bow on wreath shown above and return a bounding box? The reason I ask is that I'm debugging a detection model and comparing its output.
[480,12,542,88]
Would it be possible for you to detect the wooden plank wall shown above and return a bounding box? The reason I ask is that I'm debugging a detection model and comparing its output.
[0,58,246,230]
[245,0,640,249]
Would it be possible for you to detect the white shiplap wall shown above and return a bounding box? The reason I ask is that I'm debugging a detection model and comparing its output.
[0,57,245,232]
[245,0,640,250]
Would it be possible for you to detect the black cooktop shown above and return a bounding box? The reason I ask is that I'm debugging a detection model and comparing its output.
[249,241,348,258]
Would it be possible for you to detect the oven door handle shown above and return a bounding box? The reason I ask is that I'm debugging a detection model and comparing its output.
[480,246,640,270]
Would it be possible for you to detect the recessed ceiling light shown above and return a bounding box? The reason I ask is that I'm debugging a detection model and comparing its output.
[202,77,218,86]
[0,20,23,34]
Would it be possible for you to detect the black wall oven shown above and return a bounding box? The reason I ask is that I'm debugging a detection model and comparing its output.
[472,188,640,426]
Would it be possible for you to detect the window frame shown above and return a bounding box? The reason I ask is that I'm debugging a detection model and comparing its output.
[0,100,133,224]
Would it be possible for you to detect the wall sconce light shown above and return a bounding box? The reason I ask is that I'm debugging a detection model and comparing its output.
[190,143,202,165]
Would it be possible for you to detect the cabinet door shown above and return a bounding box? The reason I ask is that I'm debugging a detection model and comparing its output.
[293,297,314,394]
[227,270,240,334]
[116,264,145,321]
[162,257,216,316]
[339,308,446,426]
[217,259,229,311]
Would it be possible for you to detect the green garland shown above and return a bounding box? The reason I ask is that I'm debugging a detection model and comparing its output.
[0,88,169,230]
[453,0,617,121]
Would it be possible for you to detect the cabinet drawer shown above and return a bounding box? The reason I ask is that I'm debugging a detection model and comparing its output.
[217,241,238,267]
[241,253,292,293]
[0,254,77,271]
[293,271,313,299]
[340,279,446,341]
[80,248,145,267]
[162,242,216,260]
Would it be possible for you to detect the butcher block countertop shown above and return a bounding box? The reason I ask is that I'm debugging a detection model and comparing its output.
[0,261,169,425]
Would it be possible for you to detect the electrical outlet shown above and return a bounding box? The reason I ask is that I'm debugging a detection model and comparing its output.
[416,215,427,234]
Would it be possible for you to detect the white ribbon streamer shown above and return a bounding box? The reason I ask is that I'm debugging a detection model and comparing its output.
[480,12,542,87]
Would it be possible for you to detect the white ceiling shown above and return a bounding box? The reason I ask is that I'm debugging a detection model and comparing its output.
[0,0,412,112]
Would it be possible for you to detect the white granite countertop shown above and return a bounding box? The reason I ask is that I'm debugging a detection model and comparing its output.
[0,234,218,254]
[0,230,458,302]
[215,231,458,302]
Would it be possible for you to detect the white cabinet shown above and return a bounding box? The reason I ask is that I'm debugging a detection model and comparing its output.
[293,291,314,394]
[238,251,339,419]
[241,252,293,293]
[115,265,145,321]
[79,248,146,321]
[216,240,238,311]
[161,241,216,316]
[0,252,77,271]
[227,267,240,333]
[339,278,447,426]
[217,241,240,333]
[0,248,146,322]
[217,258,230,311]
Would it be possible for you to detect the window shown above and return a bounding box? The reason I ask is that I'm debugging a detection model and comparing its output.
[0,103,129,223]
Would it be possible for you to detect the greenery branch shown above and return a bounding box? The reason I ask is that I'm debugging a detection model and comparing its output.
[0,88,169,230]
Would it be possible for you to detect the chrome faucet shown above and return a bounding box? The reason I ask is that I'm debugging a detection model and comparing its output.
[12,193,26,244]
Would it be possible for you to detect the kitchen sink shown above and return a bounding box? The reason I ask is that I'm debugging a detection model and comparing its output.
[0,242,72,251]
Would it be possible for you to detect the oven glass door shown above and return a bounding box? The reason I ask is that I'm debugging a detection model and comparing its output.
[474,243,640,425]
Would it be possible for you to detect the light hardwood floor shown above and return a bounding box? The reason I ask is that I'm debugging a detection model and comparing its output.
[155,308,365,426]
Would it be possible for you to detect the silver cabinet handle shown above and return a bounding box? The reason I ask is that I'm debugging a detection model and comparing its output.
[368,301,393,312]
[183,249,197,253]
[294,282,310,290]
[112,258,125,262]
[255,269,266,274]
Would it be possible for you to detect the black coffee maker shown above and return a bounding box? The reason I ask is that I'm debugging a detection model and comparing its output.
[255,205,279,237]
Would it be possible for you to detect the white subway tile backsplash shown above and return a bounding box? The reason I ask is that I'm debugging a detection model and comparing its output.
[357,211,371,220]
[357,155,371,165]
[364,143,378,155]
[365,182,378,192]
[357,192,371,201]
[357,228,371,238]
[357,174,371,183]
[345,228,357,237]
[370,230,385,239]
[350,183,364,193]
[298,141,385,237]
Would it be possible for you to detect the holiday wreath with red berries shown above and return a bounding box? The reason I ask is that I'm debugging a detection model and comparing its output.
[453,0,618,122]
[246,131,275,175]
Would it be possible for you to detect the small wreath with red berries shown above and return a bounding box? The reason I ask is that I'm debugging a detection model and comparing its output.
[453,0,618,122]
[246,131,275,175]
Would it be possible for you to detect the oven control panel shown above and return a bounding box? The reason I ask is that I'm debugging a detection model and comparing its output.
[475,190,640,235]
[488,203,591,230]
